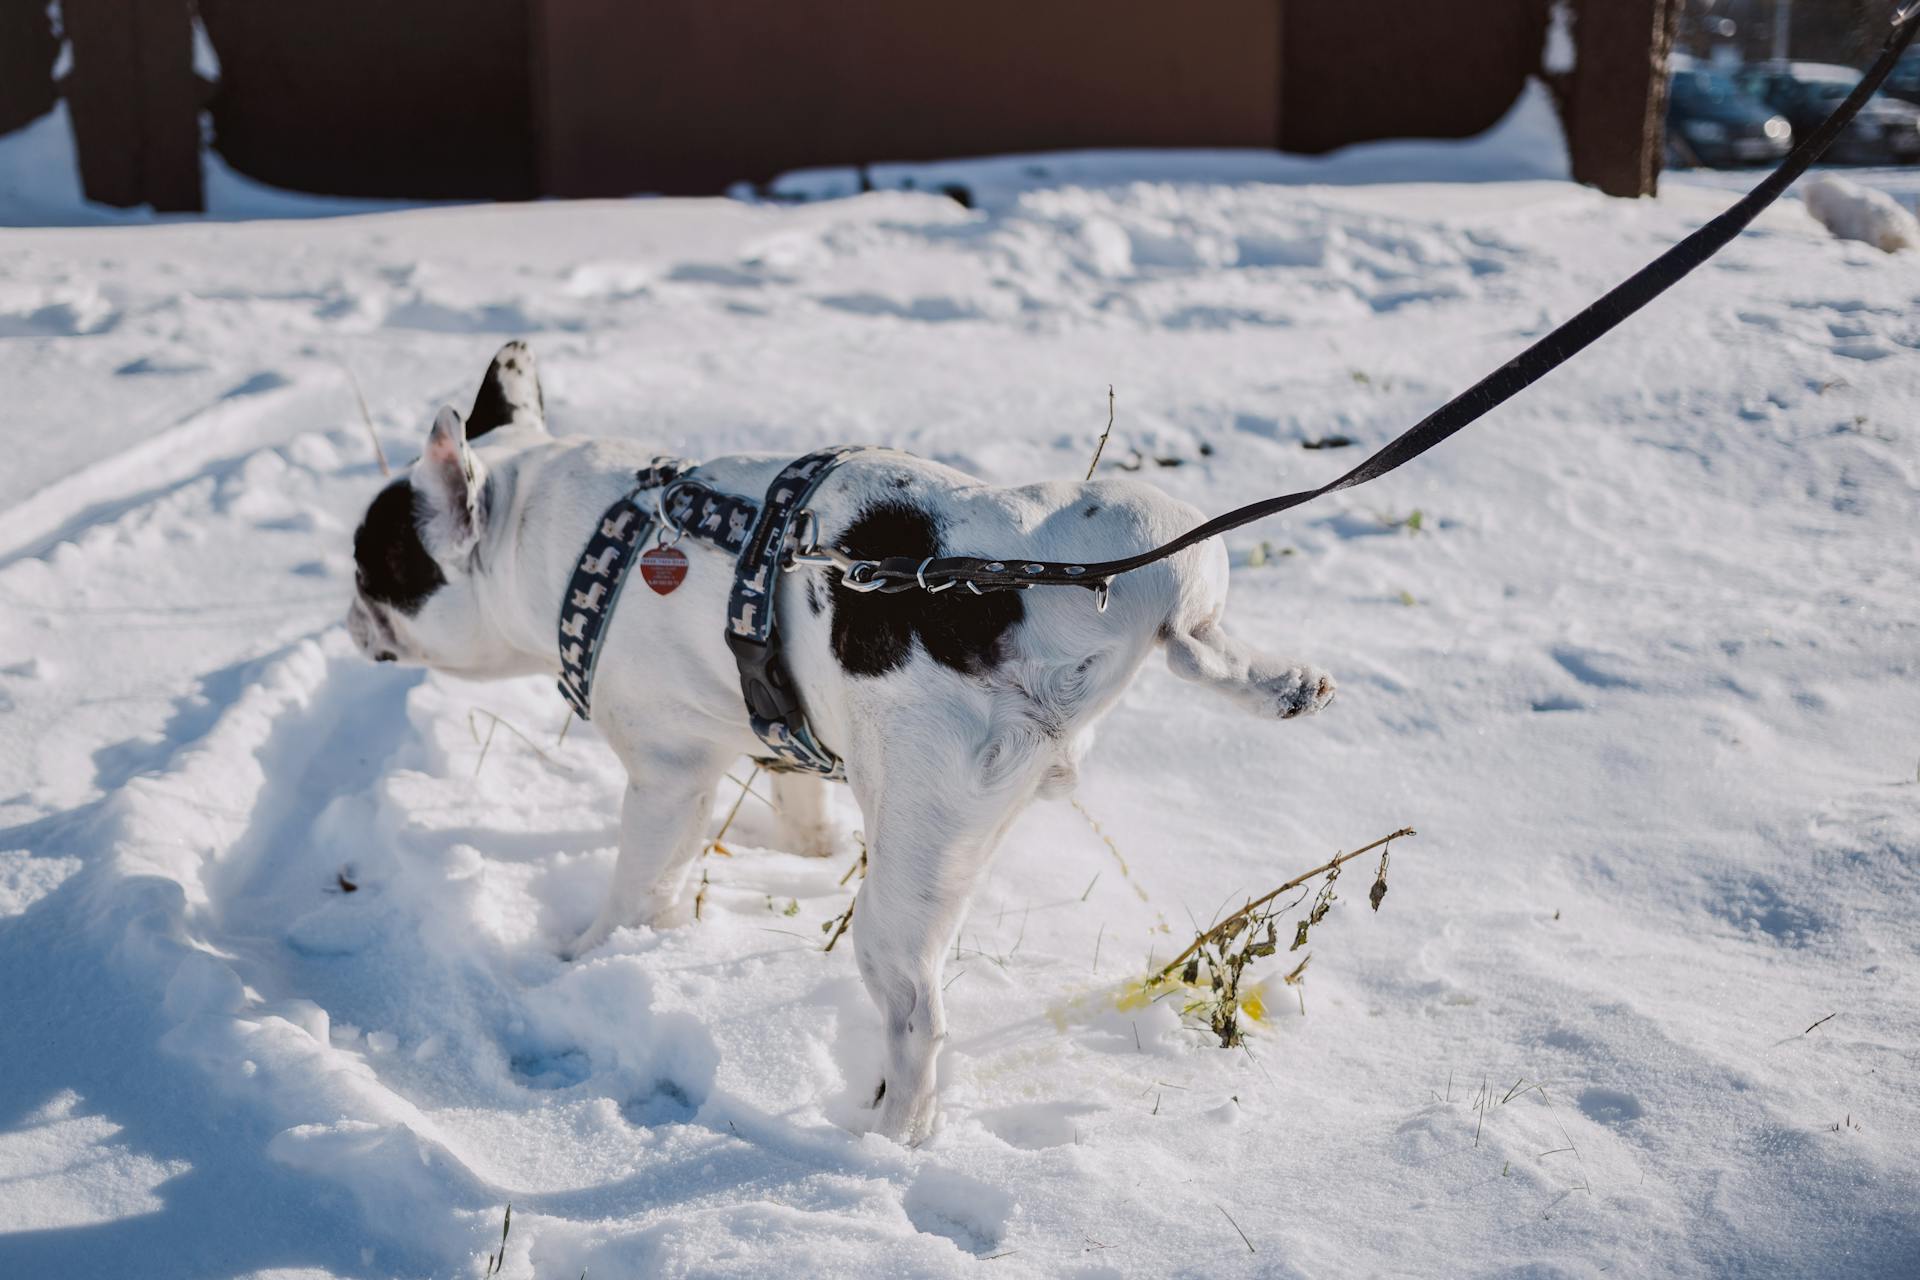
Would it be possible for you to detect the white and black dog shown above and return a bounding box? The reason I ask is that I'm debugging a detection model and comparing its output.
[348,343,1334,1142]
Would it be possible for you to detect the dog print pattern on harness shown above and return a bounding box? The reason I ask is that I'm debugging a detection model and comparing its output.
[555,457,691,719]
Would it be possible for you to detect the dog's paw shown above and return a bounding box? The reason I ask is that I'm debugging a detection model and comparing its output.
[781,822,842,860]
[645,897,694,930]
[560,920,613,963]
[870,1081,941,1147]
[1269,665,1336,719]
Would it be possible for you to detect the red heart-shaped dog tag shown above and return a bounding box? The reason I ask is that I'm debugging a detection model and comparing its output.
[639,545,689,595]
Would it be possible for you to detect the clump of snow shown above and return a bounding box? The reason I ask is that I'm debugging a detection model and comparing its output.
[1545,1,1577,74]
[1801,173,1920,252]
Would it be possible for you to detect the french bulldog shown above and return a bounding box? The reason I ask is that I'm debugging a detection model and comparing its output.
[348,342,1334,1142]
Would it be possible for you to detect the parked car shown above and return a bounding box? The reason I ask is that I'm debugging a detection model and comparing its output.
[1884,47,1920,105]
[1735,62,1920,165]
[1666,67,1793,167]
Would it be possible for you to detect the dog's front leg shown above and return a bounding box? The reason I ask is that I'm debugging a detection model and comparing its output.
[564,749,725,960]
[771,771,838,858]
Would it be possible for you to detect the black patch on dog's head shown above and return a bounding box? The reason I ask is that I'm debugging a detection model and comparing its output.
[1082,503,1100,518]
[829,501,1022,678]
[353,479,446,615]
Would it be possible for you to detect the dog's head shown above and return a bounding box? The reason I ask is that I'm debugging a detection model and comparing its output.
[347,341,548,676]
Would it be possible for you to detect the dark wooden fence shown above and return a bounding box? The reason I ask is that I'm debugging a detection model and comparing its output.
[1,0,1680,213]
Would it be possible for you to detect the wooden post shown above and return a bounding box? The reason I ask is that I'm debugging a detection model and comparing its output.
[1566,0,1684,197]
[62,0,204,212]
[0,0,59,137]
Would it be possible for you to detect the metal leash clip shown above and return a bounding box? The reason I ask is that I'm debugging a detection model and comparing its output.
[782,509,888,590]
[840,563,888,592]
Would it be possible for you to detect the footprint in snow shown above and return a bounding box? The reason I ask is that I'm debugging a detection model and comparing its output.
[903,1166,1014,1255]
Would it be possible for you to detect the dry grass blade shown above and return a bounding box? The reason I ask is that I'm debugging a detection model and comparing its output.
[1071,796,1154,906]
[340,362,390,479]
[823,895,857,951]
[690,767,762,919]
[710,766,760,850]
[1216,1203,1255,1254]
[722,771,777,812]
[1085,385,1116,480]
[484,1202,511,1276]
[469,708,571,777]
[823,841,868,951]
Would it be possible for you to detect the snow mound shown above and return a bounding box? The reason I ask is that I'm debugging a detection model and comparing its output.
[1802,173,1920,253]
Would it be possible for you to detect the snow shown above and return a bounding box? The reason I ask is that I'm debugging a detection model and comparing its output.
[0,103,451,230]
[1802,174,1920,252]
[4,105,1920,1279]
[1545,2,1577,76]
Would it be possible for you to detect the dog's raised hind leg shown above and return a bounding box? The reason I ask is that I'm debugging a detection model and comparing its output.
[1163,615,1335,720]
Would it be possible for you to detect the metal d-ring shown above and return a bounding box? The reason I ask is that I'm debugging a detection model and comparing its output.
[1093,579,1111,613]
[652,481,687,547]
[782,509,820,570]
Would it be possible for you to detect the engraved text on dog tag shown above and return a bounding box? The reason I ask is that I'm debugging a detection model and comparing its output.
[640,545,689,595]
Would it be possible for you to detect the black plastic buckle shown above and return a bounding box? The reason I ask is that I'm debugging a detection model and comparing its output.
[726,628,801,724]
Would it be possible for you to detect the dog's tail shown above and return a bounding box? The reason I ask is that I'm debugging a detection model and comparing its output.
[1158,542,1334,721]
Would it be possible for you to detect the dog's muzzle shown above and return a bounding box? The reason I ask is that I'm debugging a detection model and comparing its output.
[347,598,398,663]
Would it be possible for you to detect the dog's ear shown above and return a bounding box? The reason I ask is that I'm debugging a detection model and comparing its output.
[414,405,485,557]
[465,339,547,440]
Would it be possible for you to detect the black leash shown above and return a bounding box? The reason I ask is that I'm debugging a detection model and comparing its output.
[825,5,1920,599]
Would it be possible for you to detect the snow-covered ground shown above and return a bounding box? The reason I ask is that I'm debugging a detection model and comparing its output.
[3,97,1919,1279]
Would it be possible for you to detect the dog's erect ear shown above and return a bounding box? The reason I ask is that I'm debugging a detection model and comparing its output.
[465,340,547,440]
[415,405,485,557]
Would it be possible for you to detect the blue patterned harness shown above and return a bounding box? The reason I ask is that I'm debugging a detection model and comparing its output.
[556,447,871,777]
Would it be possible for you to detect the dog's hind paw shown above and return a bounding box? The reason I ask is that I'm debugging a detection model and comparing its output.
[559,921,611,963]
[1266,665,1336,719]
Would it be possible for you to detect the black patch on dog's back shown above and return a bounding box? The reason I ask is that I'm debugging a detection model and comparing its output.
[353,480,446,615]
[829,501,1022,678]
